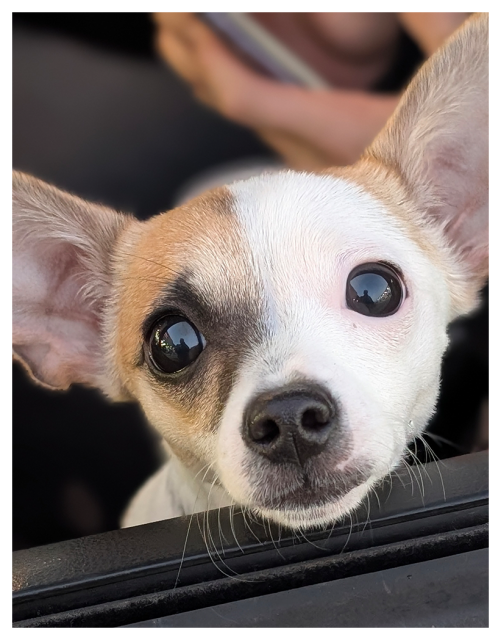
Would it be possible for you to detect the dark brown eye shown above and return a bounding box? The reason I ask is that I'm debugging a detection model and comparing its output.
[346,262,404,317]
[147,315,205,374]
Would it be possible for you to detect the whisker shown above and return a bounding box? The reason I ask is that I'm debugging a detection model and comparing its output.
[386,467,395,503]
[401,457,419,498]
[202,480,250,581]
[408,441,434,486]
[204,478,228,565]
[361,494,371,535]
[405,444,429,502]
[173,461,213,589]
[297,527,328,552]
[114,248,182,276]
[340,511,354,554]
[417,434,447,502]
[391,465,409,490]
[325,515,337,543]
[217,503,230,554]
[228,502,245,554]
[265,515,286,561]
[242,509,265,545]
[368,483,382,513]
[195,503,234,580]
[424,431,465,453]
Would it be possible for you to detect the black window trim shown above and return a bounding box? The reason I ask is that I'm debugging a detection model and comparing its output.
[13,450,488,627]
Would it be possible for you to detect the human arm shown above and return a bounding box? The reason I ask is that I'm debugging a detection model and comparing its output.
[153,12,469,169]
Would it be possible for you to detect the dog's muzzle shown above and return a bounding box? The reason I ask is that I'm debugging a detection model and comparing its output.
[242,382,339,465]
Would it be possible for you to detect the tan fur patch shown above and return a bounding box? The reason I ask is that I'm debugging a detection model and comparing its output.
[111,186,236,385]
[108,186,263,468]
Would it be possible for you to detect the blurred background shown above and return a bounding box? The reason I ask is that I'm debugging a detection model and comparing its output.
[12,13,487,551]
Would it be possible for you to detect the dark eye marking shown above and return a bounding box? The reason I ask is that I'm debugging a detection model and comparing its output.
[346,262,405,317]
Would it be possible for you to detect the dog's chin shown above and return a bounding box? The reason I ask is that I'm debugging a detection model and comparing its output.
[248,476,377,531]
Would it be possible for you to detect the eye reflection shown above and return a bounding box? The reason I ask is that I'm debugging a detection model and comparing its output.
[157,322,200,361]
[351,274,391,306]
[346,263,403,317]
[148,316,205,374]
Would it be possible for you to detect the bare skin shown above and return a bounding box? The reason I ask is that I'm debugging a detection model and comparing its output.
[153,12,469,169]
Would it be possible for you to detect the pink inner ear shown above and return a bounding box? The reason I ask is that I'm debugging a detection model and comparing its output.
[365,14,488,295]
[427,131,488,279]
[13,238,104,389]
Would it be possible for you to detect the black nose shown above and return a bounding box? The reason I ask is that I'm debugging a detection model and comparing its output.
[243,383,338,464]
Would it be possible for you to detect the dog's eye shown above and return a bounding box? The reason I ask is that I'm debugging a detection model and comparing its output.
[147,316,205,374]
[346,262,404,317]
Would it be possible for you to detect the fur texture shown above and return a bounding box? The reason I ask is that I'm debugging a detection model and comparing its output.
[12,14,488,530]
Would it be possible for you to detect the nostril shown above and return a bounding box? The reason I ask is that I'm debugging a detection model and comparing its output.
[301,407,330,430]
[243,383,338,462]
[301,409,328,429]
[250,418,280,445]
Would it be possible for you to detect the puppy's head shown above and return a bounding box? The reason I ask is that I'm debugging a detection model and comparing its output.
[13,15,487,529]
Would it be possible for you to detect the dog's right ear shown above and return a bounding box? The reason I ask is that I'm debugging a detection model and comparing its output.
[363,13,488,318]
[13,172,133,395]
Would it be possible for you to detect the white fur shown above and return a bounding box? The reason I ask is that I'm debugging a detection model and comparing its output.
[213,172,449,527]
[122,171,452,529]
[121,455,232,528]
[12,15,488,533]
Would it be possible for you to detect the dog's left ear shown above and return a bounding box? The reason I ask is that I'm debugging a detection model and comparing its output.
[364,13,488,317]
[13,172,133,394]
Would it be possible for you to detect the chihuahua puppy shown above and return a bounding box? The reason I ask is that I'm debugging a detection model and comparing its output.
[13,14,487,530]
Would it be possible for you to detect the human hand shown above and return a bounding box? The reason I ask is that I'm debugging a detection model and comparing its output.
[154,13,402,169]
[155,13,397,169]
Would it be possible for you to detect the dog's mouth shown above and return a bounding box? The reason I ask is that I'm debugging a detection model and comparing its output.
[252,477,376,530]
[243,464,373,528]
